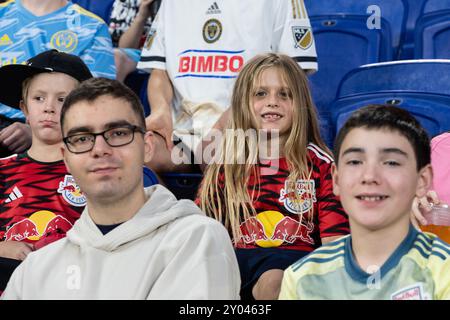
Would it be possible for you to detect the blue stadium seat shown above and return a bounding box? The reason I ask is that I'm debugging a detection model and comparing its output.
[422,0,450,13]
[71,0,115,24]
[330,60,450,144]
[124,69,151,117]
[143,166,159,187]
[303,1,403,146]
[160,173,203,200]
[304,0,405,56]
[336,60,450,97]
[398,0,428,59]
[305,14,392,146]
[414,10,450,59]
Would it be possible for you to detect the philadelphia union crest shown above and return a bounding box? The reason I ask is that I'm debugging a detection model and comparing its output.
[292,26,313,50]
[203,18,222,43]
[58,175,86,207]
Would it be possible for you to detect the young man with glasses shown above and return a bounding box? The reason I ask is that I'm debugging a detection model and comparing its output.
[2,77,241,299]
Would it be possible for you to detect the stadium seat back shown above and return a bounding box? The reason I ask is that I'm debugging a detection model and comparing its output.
[414,10,450,59]
[160,173,203,200]
[143,167,159,187]
[422,0,450,13]
[336,60,450,97]
[331,60,450,145]
[304,0,405,54]
[331,93,450,144]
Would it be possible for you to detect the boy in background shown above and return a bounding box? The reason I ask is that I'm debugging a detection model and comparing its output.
[0,50,92,262]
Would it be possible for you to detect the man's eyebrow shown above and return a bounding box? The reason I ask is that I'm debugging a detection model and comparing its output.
[65,121,135,136]
[66,126,94,136]
[103,120,134,130]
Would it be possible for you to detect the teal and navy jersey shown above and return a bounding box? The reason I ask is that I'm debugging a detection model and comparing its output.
[0,0,116,120]
[279,225,450,300]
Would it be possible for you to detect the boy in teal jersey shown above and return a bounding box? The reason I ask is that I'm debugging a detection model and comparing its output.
[279,104,450,300]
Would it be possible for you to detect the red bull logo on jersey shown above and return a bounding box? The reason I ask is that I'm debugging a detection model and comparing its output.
[279,180,317,214]
[57,175,86,207]
[240,210,315,248]
[4,210,73,242]
[176,49,245,79]
[391,283,429,300]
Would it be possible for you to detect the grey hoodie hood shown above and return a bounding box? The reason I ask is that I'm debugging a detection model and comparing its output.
[66,185,203,251]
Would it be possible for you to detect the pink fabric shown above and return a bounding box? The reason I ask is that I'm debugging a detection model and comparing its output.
[431,132,450,205]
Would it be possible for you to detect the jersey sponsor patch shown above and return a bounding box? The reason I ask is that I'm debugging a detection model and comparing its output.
[202,18,222,43]
[57,175,86,207]
[50,30,78,52]
[391,283,430,300]
[279,179,317,214]
[0,34,12,46]
[176,49,244,79]
[292,26,313,50]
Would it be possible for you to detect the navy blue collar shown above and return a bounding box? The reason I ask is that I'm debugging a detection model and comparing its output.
[96,223,123,235]
[344,224,418,283]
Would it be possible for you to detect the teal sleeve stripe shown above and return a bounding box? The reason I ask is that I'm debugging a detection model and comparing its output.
[292,253,344,272]
[412,244,431,260]
[434,239,450,255]
[430,251,447,261]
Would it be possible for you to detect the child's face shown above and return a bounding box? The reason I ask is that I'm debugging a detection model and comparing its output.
[332,127,431,232]
[251,67,293,138]
[22,72,78,145]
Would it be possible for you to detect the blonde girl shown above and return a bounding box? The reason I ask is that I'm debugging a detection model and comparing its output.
[198,53,349,300]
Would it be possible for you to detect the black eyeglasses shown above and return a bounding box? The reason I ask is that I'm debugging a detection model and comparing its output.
[63,125,146,154]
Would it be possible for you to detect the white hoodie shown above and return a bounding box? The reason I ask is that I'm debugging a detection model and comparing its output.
[2,185,241,299]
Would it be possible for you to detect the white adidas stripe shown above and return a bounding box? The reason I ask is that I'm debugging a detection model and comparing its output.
[307,143,334,164]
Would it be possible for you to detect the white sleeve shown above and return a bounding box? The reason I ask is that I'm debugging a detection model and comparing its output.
[147,217,241,300]
[274,0,318,73]
[1,261,25,300]
[137,0,166,71]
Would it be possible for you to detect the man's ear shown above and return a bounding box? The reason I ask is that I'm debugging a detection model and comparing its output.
[331,162,340,196]
[416,164,433,198]
[143,131,155,164]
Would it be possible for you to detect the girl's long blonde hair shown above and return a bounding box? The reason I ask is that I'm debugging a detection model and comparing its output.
[199,53,330,242]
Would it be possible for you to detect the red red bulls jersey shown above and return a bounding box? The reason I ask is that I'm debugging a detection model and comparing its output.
[235,143,349,251]
[0,153,85,247]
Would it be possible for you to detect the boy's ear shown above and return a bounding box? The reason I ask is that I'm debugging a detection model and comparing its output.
[331,162,340,196]
[416,164,433,198]
[19,100,29,118]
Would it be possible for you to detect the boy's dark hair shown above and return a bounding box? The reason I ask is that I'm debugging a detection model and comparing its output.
[333,104,430,170]
[60,77,146,132]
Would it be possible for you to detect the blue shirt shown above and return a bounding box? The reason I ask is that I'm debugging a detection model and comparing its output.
[0,0,116,120]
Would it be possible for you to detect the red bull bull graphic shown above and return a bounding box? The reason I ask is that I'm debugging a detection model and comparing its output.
[4,219,39,241]
[57,175,86,207]
[240,210,315,248]
[4,210,73,244]
[279,179,317,214]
